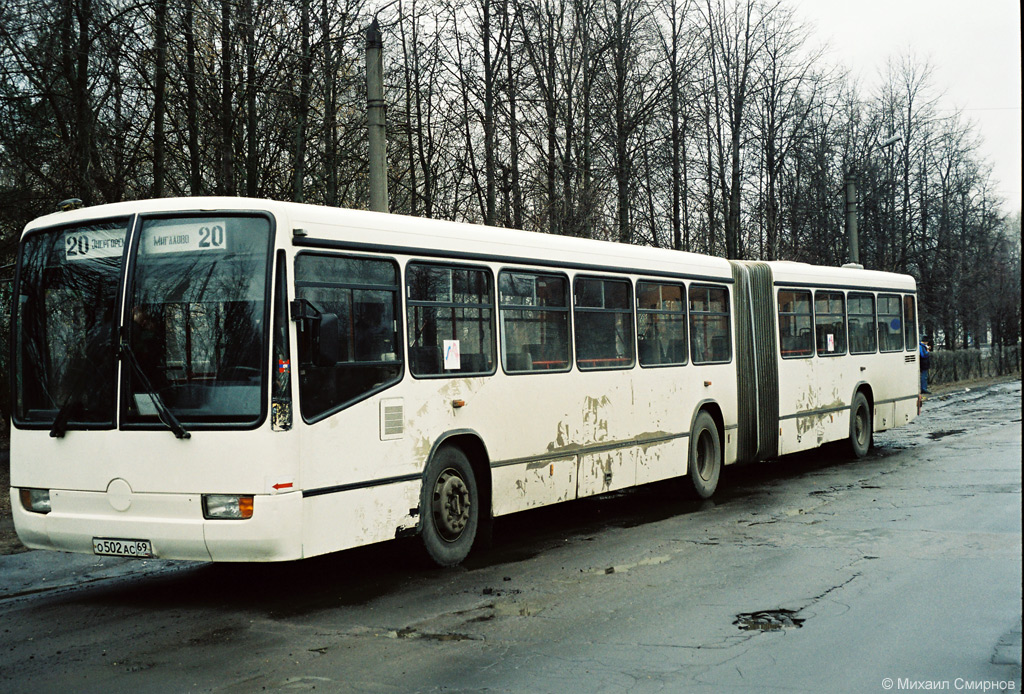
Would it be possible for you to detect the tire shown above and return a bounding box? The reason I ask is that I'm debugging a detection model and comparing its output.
[420,445,479,567]
[849,391,872,458]
[687,411,721,499]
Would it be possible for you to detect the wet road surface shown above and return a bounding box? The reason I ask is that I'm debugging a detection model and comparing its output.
[1,381,1020,692]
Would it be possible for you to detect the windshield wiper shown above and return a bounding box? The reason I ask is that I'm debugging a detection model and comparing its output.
[120,340,191,439]
[49,398,83,438]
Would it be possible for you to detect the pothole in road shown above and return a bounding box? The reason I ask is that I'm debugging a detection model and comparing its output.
[390,627,478,641]
[734,609,805,631]
[927,429,965,440]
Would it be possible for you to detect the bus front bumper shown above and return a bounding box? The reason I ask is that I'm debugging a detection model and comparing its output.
[9,488,304,562]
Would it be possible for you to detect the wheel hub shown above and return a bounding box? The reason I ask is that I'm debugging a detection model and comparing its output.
[856,407,868,444]
[696,430,714,481]
[433,469,471,542]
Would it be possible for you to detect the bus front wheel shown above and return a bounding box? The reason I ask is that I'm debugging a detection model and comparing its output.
[420,445,479,567]
[688,411,721,499]
[849,392,872,458]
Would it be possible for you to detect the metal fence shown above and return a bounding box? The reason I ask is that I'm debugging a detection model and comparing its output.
[929,345,1022,386]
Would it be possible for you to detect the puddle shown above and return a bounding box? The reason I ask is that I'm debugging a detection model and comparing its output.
[734,609,805,631]
[927,429,966,440]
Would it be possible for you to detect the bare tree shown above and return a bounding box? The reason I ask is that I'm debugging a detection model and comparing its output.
[753,3,824,259]
[703,0,776,258]
[657,0,700,250]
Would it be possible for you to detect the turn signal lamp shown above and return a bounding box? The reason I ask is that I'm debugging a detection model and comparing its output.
[19,488,51,514]
[203,494,254,520]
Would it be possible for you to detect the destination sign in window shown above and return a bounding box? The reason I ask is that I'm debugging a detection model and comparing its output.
[64,228,128,261]
[142,220,229,255]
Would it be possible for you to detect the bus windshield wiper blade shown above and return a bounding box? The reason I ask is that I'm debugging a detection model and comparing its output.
[49,398,82,438]
[120,341,191,440]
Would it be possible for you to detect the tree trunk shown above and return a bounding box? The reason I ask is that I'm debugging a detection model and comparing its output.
[482,0,496,225]
[505,0,523,229]
[219,0,236,195]
[185,0,201,194]
[153,0,167,197]
[244,0,258,197]
[74,0,93,204]
[293,0,311,202]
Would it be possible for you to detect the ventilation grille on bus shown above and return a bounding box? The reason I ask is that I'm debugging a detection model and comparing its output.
[905,354,916,364]
[380,399,405,440]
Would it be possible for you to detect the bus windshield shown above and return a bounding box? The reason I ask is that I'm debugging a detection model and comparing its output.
[13,220,130,429]
[122,216,272,428]
[12,214,272,432]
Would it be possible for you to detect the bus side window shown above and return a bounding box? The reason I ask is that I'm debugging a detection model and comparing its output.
[637,281,687,368]
[878,294,904,352]
[407,263,496,377]
[778,289,813,358]
[848,292,877,354]
[294,253,403,421]
[574,276,635,370]
[903,295,917,350]
[499,271,571,373]
[690,285,731,364]
[814,291,847,356]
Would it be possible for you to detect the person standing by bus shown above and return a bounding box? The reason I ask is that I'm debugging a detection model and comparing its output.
[919,336,932,394]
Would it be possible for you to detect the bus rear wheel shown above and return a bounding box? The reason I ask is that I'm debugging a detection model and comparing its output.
[420,445,479,567]
[849,392,872,458]
[687,411,721,499]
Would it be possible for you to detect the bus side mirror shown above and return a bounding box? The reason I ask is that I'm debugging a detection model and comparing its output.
[313,313,341,367]
[291,299,342,367]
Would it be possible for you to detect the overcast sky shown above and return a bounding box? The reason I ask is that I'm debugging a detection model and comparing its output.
[792,0,1023,214]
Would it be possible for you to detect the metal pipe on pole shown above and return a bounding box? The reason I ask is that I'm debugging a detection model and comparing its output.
[366,19,389,213]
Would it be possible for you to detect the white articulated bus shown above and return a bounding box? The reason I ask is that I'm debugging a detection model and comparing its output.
[8,198,921,566]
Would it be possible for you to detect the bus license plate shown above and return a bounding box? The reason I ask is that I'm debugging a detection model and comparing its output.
[93,538,153,558]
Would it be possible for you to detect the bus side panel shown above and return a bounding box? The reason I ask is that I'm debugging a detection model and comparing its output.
[874,400,896,432]
[895,396,917,429]
[777,356,852,456]
[205,492,304,561]
[867,349,919,432]
[299,482,420,559]
[635,437,689,486]
[577,448,637,498]
[295,391,422,559]
[491,456,577,516]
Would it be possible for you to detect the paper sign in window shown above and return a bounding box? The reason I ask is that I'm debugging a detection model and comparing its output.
[443,340,461,370]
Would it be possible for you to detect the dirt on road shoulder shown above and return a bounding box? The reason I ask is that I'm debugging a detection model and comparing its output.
[1,449,27,555]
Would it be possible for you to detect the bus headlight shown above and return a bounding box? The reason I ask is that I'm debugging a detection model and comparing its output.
[202,494,254,520]
[19,488,51,514]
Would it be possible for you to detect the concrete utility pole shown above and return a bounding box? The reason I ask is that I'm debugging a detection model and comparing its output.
[845,175,859,265]
[845,134,902,266]
[366,19,389,212]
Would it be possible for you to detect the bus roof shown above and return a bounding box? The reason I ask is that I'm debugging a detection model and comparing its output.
[25,197,735,282]
[23,197,914,291]
[764,260,916,293]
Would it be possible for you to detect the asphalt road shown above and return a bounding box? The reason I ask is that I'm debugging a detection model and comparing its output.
[1,381,1020,693]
